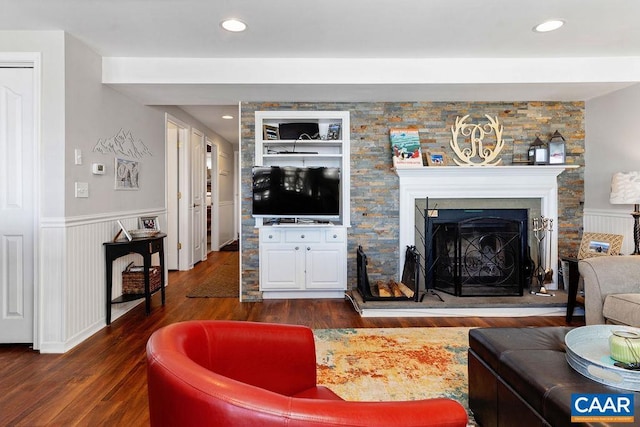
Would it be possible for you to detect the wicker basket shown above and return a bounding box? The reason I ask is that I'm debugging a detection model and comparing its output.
[122,262,161,294]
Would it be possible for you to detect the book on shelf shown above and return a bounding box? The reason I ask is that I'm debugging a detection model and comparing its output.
[389,128,423,168]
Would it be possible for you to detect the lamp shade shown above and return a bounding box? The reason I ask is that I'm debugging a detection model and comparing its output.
[610,172,640,204]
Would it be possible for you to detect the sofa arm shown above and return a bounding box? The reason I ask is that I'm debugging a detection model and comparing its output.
[579,256,640,324]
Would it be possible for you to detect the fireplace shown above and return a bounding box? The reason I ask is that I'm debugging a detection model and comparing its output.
[396,166,573,291]
[424,209,530,296]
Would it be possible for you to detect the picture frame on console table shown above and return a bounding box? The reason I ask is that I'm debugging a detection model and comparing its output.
[139,216,160,231]
[114,220,132,242]
[578,232,623,259]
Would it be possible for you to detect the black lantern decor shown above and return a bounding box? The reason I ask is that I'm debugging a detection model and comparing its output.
[548,130,566,164]
[528,135,548,165]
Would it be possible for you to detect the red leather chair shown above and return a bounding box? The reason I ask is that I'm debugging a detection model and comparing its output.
[146,320,468,427]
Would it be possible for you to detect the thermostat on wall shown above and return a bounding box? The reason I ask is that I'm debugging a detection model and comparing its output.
[92,163,106,175]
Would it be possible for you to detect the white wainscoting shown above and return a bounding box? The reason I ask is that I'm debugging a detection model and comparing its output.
[38,210,166,353]
[583,208,635,255]
[219,201,235,247]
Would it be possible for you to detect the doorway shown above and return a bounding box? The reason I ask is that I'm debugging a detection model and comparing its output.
[191,127,206,264]
[207,137,219,253]
[166,115,221,270]
[166,115,191,270]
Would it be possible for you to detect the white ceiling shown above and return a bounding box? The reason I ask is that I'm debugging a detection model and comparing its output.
[2,0,640,146]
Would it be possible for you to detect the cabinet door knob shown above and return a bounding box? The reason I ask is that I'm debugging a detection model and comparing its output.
[333,234,337,239]
[268,235,273,239]
[300,234,305,239]
[307,247,311,251]
[295,246,299,250]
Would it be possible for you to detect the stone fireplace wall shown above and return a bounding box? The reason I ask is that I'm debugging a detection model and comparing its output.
[240,102,584,300]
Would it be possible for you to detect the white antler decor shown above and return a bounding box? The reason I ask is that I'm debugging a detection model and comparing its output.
[449,114,505,166]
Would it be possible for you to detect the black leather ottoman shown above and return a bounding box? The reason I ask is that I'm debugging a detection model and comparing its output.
[468,327,640,427]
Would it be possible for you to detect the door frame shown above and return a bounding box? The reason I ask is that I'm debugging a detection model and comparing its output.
[0,52,41,348]
[190,127,206,263]
[165,114,191,270]
[207,137,220,252]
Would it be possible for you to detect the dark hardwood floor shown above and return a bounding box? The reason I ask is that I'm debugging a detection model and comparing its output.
[0,251,584,426]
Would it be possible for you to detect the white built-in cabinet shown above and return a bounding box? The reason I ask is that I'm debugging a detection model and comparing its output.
[254,111,350,299]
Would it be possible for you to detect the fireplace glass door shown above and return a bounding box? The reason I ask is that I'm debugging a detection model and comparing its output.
[426,209,527,297]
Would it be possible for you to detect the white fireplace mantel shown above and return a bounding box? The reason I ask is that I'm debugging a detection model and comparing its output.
[396,165,579,290]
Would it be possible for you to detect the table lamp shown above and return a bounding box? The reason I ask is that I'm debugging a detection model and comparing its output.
[610,171,640,255]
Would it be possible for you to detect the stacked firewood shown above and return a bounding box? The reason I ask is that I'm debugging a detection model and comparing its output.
[375,280,414,298]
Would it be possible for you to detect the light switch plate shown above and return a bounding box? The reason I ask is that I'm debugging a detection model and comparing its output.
[75,182,89,198]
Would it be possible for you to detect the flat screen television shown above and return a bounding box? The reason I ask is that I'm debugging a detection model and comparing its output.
[252,166,340,219]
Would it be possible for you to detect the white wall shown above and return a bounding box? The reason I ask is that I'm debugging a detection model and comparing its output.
[585,83,640,211]
[64,34,166,216]
[584,83,640,254]
[1,30,239,352]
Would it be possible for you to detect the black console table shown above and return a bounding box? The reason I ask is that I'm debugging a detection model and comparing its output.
[103,233,166,325]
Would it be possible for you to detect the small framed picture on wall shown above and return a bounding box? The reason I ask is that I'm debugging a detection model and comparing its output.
[115,158,140,190]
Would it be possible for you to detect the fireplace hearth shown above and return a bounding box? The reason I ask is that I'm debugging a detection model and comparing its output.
[422,208,531,297]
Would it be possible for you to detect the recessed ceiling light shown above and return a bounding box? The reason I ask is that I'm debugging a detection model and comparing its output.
[221,19,247,32]
[222,115,234,120]
[533,19,565,33]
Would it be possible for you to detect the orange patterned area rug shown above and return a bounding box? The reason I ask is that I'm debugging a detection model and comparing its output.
[314,327,474,422]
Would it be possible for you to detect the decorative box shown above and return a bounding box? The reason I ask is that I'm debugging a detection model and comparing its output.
[122,262,161,294]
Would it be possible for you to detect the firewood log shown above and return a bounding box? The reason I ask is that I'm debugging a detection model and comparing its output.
[388,280,404,297]
[377,280,392,297]
[397,282,415,298]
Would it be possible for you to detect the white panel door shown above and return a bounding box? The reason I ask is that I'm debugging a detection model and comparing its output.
[0,67,34,343]
[191,128,205,263]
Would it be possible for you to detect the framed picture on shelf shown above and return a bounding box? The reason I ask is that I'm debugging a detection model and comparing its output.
[327,123,341,140]
[577,232,623,259]
[139,216,160,231]
[389,128,423,168]
[426,151,447,166]
[263,125,279,140]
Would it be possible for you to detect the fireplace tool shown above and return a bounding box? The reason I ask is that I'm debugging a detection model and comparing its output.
[532,216,554,294]
[543,219,554,285]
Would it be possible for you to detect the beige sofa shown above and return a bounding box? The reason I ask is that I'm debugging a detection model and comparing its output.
[578,255,640,326]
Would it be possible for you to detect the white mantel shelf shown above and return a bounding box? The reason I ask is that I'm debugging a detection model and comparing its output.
[394,164,579,178]
[395,164,579,291]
